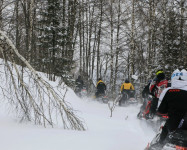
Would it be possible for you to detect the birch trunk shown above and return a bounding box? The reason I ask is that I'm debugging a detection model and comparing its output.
[130,0,135,79]
[110,0,114,96]
[97,0,103,80]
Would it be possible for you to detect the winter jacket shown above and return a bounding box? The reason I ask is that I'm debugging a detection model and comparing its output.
[149,79,168,98]
[76,78,84,89]
[158,80,187,130]
[120,83,134,92]
[96,80,106,92]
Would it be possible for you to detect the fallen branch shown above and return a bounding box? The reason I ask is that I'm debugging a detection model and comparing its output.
[0,30,85,130]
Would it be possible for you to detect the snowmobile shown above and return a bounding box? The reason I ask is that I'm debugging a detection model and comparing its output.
[118,90,137,106]
[149,115,168,133]
[145,128,187,150]
[75,85,87,98]
[137,95,153,119]
[137,95,169,132]
[96,92,109,103]
[80,86,87,98]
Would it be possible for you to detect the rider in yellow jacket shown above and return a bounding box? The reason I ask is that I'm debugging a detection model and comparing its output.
[119,79,135,106]
[95,78,106,98]
[120,80,134,92]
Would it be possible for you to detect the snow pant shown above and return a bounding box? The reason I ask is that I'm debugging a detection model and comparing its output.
[150,97,159,114]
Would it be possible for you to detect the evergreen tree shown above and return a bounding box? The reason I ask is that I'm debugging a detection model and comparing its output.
[160,10,180,75]
[38,0,75,86]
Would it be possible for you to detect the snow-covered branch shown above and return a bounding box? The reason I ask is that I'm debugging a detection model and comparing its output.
[0,30,85,130]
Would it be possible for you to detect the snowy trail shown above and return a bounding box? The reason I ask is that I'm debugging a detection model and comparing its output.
[0,94,156,150]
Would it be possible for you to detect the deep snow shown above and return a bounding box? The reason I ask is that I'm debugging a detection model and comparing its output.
[0,66,156,150]
[0,95,156,150]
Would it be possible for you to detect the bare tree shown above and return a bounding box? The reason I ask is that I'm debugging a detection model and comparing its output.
[97,0,104,80]
[0,30,85,130]
[113,0,121,96]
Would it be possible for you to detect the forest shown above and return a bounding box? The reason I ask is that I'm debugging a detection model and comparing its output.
[0,0,187,98]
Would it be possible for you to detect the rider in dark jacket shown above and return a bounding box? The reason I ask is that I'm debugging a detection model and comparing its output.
[75,75,84,93]
[157,69,187,145]
[95,78,106,98]
[138,80,152,117]
[148,70,168,118]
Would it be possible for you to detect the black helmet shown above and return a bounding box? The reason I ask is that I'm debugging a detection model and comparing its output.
[156,70,164,76]
[98,78,102,81]
[156,70,165,81]
[125,79,129,83]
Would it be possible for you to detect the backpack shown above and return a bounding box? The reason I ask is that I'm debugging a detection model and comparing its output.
[156,79,168,98]
[150,79,168,98]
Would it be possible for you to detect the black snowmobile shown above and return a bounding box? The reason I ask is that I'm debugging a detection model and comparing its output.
[96,92,109,103]
[118,90,137,106]
[75,85,87,98]
[145,129,187,150]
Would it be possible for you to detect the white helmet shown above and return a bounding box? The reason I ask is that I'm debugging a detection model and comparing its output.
[171,69,182,81]
[171,69,187,81]
[181,69,187,81]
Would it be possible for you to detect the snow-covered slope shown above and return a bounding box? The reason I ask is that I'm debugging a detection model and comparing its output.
[0,65,156,150]
[0,96,156,150]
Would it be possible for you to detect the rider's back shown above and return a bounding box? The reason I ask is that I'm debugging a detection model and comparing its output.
[158,69,187,130]
[158,89,187,117]
[97,80,106,92]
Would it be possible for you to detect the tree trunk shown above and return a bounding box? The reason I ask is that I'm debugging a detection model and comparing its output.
[114,0,121,95]
[110,0,114,96]
[28,0,35,63]
[130,0,135,79]
[0,0,3,30]
[179,0,185,66]
[97,0,103,80]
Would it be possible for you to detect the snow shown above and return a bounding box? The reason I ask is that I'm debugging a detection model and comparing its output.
[132,75,138,80]
[0,69,156,150]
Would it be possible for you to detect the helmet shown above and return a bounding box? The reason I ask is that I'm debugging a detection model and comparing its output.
[171,69,184,81]
[156,70,164,76]
[156,70,165,81]
[181,69,187,81]
[98,78,102,81]
[125,79,129,83]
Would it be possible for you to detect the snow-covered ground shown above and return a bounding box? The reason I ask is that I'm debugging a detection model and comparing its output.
[0,62,156,150]
[0,94,156,150]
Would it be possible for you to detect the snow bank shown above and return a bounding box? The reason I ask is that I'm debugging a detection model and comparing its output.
[0,62,156,150]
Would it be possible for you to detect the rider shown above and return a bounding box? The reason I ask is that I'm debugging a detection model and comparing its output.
[95,78,106,98]
[142,79,152,99]
[138,80,152,118]
[148,70,168,118]
[119,79,135,105]
[155,69,187,146]
[75,75,84,93]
